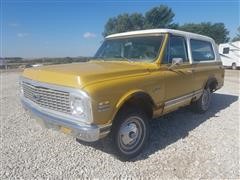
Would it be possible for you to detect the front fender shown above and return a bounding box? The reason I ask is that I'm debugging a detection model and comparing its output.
[116,89,148,109]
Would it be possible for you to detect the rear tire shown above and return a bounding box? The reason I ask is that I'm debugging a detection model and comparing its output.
[191,88,211,113]
[111,107,150,161]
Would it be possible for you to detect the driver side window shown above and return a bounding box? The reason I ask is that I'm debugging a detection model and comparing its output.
[163,35,188,64]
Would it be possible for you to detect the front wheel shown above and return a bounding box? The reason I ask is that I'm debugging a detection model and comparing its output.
[112,108,149,160]
[191,88,211,113]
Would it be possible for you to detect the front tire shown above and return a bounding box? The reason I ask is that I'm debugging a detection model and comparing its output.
[112,107,149,161]
[191,88,211,113]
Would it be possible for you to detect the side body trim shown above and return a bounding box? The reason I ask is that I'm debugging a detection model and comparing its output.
[164,89,203,109]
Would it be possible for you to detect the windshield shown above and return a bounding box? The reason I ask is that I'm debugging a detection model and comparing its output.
[94,36,164,62]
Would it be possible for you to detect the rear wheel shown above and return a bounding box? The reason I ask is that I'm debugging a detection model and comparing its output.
[191,88,211,113]
[112,107,149,160]
[232,63,237,70]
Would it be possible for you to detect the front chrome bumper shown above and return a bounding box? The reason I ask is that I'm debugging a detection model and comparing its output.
[21,96,111,142]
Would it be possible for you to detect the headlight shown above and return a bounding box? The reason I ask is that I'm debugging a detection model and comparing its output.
[70,97,84,115]
[69,91,93,124]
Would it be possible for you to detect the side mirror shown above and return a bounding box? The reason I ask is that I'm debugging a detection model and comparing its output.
[168,58,183,69]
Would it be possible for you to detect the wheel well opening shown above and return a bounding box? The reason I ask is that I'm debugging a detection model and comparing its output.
[205,78,218,92]
[117,93,154,119]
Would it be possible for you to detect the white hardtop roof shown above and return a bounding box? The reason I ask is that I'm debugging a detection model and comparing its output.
[106,29,214,42]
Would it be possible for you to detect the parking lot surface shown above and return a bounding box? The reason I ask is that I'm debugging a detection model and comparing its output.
[1,70,239,179]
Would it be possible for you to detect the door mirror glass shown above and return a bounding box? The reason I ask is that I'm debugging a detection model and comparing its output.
[168,57,183,69]
[172,58,183,65]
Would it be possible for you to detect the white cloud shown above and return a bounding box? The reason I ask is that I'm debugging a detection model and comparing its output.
[83,32,97,38]
[9,23,19,27]
[17,33,28,38]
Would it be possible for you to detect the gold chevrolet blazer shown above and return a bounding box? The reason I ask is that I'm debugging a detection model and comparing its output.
[20,29,224,160]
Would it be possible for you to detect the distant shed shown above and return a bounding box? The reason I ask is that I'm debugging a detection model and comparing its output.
[0,57,7,69]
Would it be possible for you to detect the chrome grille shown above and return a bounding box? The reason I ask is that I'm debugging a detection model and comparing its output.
[22,81,71,114]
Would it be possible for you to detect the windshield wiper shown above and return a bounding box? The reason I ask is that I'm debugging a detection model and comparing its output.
[92,56,105,60]
[93,55,133,62]
[114,55,132,62]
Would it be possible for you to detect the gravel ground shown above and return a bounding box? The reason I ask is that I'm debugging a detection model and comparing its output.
[1,70,239,179]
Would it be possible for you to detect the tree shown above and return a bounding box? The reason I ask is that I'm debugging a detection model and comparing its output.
[232,26,240,42]
[102,5,230,44]
[144,5,175,29]
[103,13,144,37]
[103,5,175,36]
[178,22,229,44]
[129,13,145,30]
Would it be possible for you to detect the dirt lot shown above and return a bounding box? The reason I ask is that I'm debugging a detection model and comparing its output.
[1,70,239,179]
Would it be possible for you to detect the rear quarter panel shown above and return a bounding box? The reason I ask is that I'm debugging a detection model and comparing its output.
[192,61,224,91]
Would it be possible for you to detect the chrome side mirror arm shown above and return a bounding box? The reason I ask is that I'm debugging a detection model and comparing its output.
[168,58,183,70]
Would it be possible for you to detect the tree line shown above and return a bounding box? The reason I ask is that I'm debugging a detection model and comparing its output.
[103,5,239,44]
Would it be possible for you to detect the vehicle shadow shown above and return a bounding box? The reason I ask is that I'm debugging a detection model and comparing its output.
[76,93,238,161]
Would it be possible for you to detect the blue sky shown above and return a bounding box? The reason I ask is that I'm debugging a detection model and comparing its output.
[1,0,239,58]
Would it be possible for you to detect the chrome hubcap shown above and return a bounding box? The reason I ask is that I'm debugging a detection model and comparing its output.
[118,116,145,154]
[120,122,138,145]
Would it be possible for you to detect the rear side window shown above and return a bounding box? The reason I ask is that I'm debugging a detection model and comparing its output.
[190,39,215,61]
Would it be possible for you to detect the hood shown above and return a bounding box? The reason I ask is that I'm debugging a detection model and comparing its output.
[22,60,155,88]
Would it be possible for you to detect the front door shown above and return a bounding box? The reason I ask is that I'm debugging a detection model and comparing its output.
[161,35,194,112]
